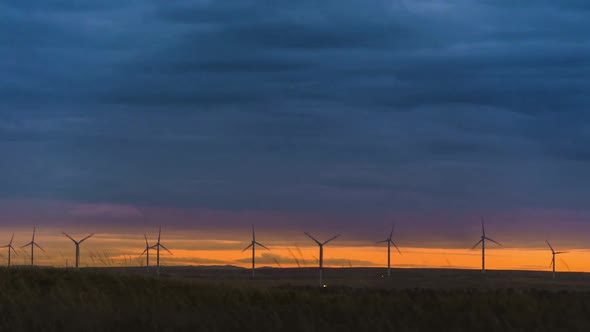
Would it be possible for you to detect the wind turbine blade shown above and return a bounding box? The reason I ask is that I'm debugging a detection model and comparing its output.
[0,245,8,248]
[549,258,553,268]
[255,242,270,250]
[376,239,389,243]
[471,239,483,249]
[144,234,149,247]
[481,217,485,236]
[322,234,340,245]
[63,232,77,243]
[34,242,45,252]
[546,240,555,253]
[79,233,94,243]
[158,226,162,243]
[11,246,18,256]
[555,251,568,254]
[242,243,253,253]
[32,226,36,242]
[391,241,402,254]
[560,258,571,271]
[304,232,321,246]
[140,248,148,257]
[252,224,255,242]
[9,233,14,246]
[389,224,394,240]
[485,237,502,246]
[21,242,32,248]
[160,244,172,255]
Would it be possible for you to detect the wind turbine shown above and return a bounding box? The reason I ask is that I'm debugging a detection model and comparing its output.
[21,226,45,266]
[1,234,18,267]
[151,227,172,277]
[63,232,94,269]
[304,232,340,287]
[377,224,401,277]
[471,218,501,274]
[140,234,152,271]
[546,240,567,279]
[242,225,269,279]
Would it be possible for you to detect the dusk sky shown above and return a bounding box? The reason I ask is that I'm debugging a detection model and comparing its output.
[1,1,589,270]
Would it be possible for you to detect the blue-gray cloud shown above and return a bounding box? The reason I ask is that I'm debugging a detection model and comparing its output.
[1,0,590,228]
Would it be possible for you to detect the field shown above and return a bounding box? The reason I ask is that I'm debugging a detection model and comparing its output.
[2,266,590,331]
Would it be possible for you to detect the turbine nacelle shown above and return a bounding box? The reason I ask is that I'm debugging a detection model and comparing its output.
[21,226,45,252]
[304,232,340,247]
[242,225,270,252]
[63,232,95,245]
[152,227,173,254]
[1,233,17,252]
[472,219,502,249]
[140,234,152,257]
[377,224,402,254]
[546,240,568,273]
[546,240,567,255]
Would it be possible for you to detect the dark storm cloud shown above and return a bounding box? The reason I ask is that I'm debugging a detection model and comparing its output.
[1,0,590,236]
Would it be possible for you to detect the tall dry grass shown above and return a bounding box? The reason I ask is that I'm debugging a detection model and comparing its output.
[0,268,590,331]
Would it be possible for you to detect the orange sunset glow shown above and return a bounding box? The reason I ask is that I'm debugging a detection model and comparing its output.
[2,227,587,273]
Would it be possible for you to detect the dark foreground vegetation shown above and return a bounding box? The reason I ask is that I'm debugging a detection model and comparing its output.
[1,268,590,331]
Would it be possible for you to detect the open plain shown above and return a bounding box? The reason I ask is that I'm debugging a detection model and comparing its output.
[2,267,590,331]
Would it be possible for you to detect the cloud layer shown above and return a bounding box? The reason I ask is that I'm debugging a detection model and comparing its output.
[1,0,589,239]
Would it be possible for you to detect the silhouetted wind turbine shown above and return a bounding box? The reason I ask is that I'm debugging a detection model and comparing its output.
[471,218,501,274]
[242,225,269,279]
[377,224,401,277]
[63,232,94,269]
[546,240,567,279]
[1,234,18,267]
[151,227,172,277]
[304,232,340,287]
[21,226,45,266]
[140,234,152,271]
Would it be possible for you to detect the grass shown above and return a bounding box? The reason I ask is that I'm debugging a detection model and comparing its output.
[1,267,590,331]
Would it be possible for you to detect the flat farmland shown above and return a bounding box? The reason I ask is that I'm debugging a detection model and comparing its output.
[101,266,590,290]
[2,267,590,331]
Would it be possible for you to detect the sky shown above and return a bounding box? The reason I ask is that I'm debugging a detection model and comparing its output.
[1,0,590,270]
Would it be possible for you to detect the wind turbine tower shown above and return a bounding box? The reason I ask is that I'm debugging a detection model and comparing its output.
[63,232,94,269]
[1,234,18,267]
[471,218,501,274]
[546,240,567,279]
[377,225,401,277]
[151,227,172,277]
[21,226,45,267]
[242,225,269,279]
[304,232,340,287]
